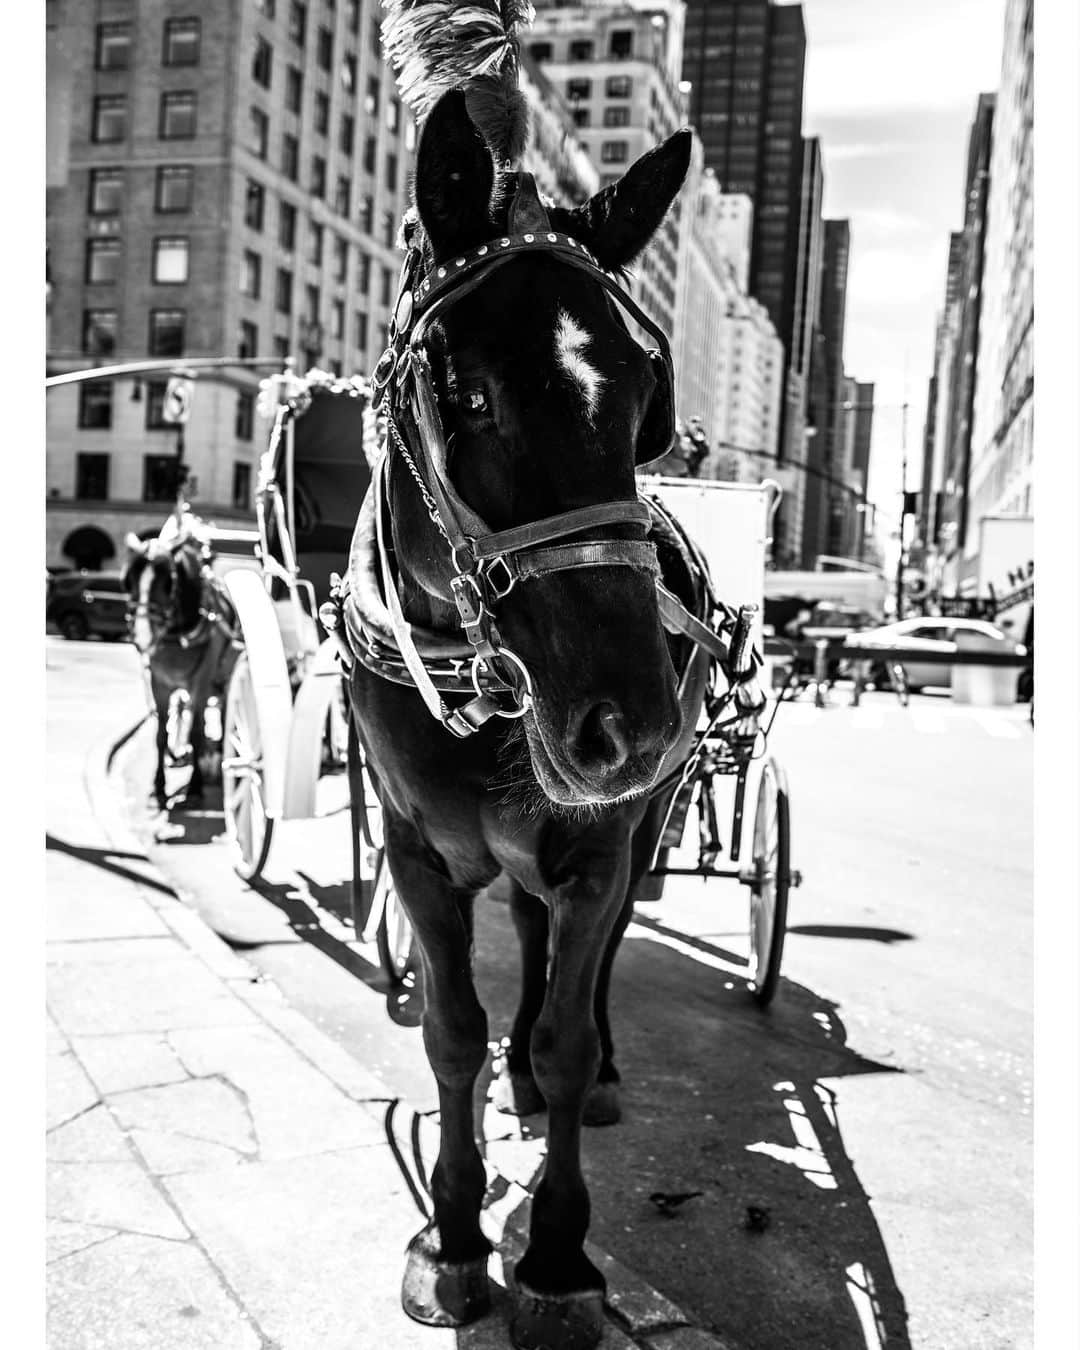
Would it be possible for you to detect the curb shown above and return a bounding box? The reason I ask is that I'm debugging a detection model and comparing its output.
[99,720,740,1350]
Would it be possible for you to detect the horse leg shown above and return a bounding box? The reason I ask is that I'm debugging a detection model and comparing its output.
[185,668,209,802]
[384,818,492,1327]
[493,881,549,1117]
[587,797,666,1126]
[151,680,169,807]
[511,856,628,1350]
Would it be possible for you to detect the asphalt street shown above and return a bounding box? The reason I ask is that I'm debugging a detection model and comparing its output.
[59,637,1032,1350]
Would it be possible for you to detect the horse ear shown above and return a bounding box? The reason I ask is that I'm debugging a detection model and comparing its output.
[414,90,495,258]
[560,129,693,272]
[124,532,147,555]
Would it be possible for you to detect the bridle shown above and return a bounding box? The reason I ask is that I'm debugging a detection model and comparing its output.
[128,540,236,661]
[334,175,761,739]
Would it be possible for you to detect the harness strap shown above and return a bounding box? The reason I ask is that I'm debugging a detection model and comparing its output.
[473,501,652,560]
[511,540,659,584]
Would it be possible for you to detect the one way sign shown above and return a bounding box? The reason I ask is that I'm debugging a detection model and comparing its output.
[162,376,194,424]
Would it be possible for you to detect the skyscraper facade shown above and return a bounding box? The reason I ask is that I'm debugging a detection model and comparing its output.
[680,0,806,379]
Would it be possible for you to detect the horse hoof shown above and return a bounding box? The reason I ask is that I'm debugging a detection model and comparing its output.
[510,1282,605,1350]
[583,1080,622,1127]
[402,1221,491,1328]
[492,1065,545,1117]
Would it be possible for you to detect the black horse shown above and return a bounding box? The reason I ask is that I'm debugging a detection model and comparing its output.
[344,91,719,1349]
[124,527,238,808]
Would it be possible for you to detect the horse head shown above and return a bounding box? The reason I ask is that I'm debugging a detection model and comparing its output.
[389,91,692,809]
[123,531,206,654]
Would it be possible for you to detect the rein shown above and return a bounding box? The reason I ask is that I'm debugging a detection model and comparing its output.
[328,194,764,739]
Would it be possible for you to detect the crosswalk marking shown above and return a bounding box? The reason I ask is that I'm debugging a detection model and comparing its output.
[771,696,1029,742]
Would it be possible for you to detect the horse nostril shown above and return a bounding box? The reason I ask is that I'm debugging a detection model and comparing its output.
[575,700,631,774]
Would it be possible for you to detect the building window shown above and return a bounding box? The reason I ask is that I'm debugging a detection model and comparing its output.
[603,106,630,127]
[370,15,381,56]
[156,165,193,213]
[567,78,592,102]
[241,250,262,298]
[386,98,401,133]
[78,382,113,430]
[341,51,358,93]
[251,106,269,159]
[362,135,376,174]
[333,176,350,215]
[153,237,190,284]
[282,132,299,180]
[92,96,127,144]
[385,154,398,192]
[82,310,118,356]
[381,210,395,247]
[143,454,180,503]
[571,108,590,128]
[76,453,110,500]
[145,381,170,429]
[255,0,276,15]
[529,42,552,61]
[232,462,252,508]
[275,267,293,313]
[332,235,347,282]
[606,75,632,98]
[285,65,303,113]
[160,91,197,139]
[380,266,392,306]
[164,17,201,66]
[339,113,355,155]
[330,298,344,339]
[88,169,124,216]
[245,179,265,230]
[238,320,258,358]
[288,1,308,46]
[346,0,359,32]
[273,335,290,362]
[357,252,370,294]
[601,141,629,164]
[278,201,297,250]
[304,284,320,323]
[569,39,594,61]
[314,90,330,134]
[96,22,131,69]
[235,394,255,441]
[252,35,273,86]
[405,119,416,152]
[365,77,379,115]
[358,194,373,234]
[354,310,368,350]
[85,239,121,285]
[308,221,324,265]
[317,25,333,69]
[311,155,327,197]
[149,309,186,356]
[609,30,633,58]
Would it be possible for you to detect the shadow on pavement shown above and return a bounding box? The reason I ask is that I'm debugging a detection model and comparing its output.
[45,833,177,899]
[786,923,915,944]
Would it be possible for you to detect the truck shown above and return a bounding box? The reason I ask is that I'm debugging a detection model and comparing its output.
[973,514,1033,642]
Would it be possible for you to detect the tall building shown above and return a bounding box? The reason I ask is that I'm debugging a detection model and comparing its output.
[965,0,1033,570]
[529,0,688,338]
[918,92,996,593]
[519,48,601,206]
[680,1,807,393]
[46,0,414,569]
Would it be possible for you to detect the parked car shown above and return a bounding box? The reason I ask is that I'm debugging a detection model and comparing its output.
[846,616,1027,693]
[46,571,130,641]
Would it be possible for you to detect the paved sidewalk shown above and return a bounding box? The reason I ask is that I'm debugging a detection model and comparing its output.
[46,648,735,1350]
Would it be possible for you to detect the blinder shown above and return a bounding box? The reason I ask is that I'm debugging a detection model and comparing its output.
[636,347,677,467]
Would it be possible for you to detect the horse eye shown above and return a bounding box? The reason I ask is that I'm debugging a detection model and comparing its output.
[462,387,488,414]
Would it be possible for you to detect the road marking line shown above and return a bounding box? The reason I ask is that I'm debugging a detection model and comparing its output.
[964,708,1022,739]
[908,705,946,735]
[850,707,884,731]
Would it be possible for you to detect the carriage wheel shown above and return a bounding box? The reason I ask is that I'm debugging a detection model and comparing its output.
[374,854,417,987]
[222,654,275,880]
[746,758,790,1007]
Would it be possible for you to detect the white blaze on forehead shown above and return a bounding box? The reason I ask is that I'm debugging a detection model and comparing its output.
[554,309,605,420]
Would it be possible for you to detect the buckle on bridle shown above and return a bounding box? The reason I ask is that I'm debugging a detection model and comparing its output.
[450,571,486,627]
[471,647,533,719]
[482,555,516,600]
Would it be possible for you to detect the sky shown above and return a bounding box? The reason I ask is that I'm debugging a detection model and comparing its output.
[791,0,1007,533]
